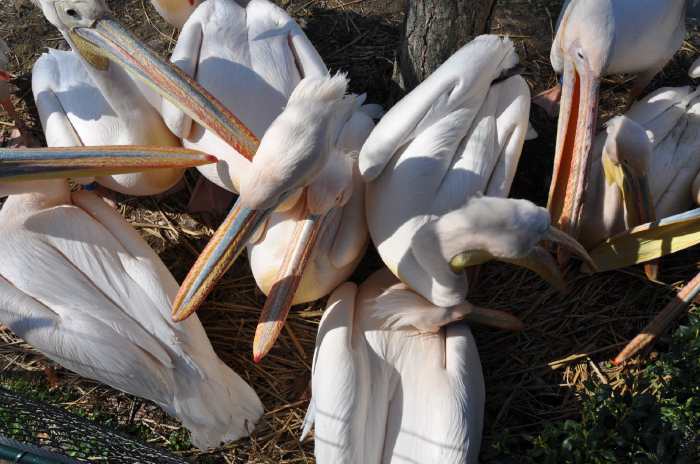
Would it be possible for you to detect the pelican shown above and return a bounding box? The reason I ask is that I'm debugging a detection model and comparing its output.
[172,73,376,362]
[303,197,582,464]
[159,0,372,330]
[357,35,592,306]
[0,147,264,450]
[572,86,700,274]
[545,0,686,251]
[30,0,257,195]
[305,270,485,464]
[160,0,376,361]
[572,88,700,364]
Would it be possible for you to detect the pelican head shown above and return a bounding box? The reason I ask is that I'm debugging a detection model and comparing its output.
[31,0,258,158]
[241,74,351,210]
[150,0,203,29]
[412,196,595,301]
[547,0,614,254]
[602,116,654,225]
[602,115,657,279]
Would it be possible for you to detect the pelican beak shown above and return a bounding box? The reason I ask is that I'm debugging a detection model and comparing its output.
[613,270,700,365]
[450,226,596,291]
[590,207,700,272]
[70,17,258,159]
[547,52,600,263]
[455,303,525,332]
[0,146,216,182]
[602,155,658,280]
[253,212,325,363]
[171,198,272,322]
[0,70,11,81]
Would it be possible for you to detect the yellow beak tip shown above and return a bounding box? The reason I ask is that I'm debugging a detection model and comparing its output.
[171,307,191,323]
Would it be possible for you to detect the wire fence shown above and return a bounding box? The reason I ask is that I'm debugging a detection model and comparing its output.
[0,388,188,463]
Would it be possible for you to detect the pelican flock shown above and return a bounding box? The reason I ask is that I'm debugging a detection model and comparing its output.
[0,0,697,461]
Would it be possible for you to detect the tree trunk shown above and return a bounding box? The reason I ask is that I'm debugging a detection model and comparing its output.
[393,0,497,94]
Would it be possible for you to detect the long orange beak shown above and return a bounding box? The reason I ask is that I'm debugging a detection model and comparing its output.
[0,146,216,181]
[171,198,271,322]
[547,53,600,263]
[614,271,700,365]
[253,207,325,362]
[71,17,258,159]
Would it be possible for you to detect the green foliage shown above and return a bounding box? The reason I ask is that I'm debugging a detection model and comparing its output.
[492,316,700,463]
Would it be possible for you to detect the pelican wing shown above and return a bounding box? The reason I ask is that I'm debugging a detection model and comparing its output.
[0,272,174,401]
[360,36,520,181]
[359,270,485,464]
[253,0,327,79]
[32,50,110,148]
[307,282,377,463]
[640,89,700,216]
[0,206,181,401]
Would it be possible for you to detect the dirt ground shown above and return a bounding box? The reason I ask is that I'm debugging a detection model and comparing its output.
[0,0,699,463]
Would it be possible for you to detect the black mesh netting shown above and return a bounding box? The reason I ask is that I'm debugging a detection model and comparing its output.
[0,388,188,463]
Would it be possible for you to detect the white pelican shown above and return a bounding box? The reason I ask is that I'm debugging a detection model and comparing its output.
[30,0,257,195]
[573,87,700,270]
[0,147,264,450]
[545,0,686,251]
[303,197,582,464]
[159,0,377,360]
[31,2,177,195]
[571,88,700,364]
[305,269,485,464]
[160,0,373,334]
[172,74,376,362]
[357,35,593,307]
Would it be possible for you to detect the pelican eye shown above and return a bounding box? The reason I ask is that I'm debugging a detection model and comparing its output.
[66,9,80,19]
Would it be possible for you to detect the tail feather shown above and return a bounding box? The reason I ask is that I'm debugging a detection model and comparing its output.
[300,399,315,441]
[173,359,263,450]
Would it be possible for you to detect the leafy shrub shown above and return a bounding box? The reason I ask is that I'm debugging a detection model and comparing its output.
[491,315,700,463]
